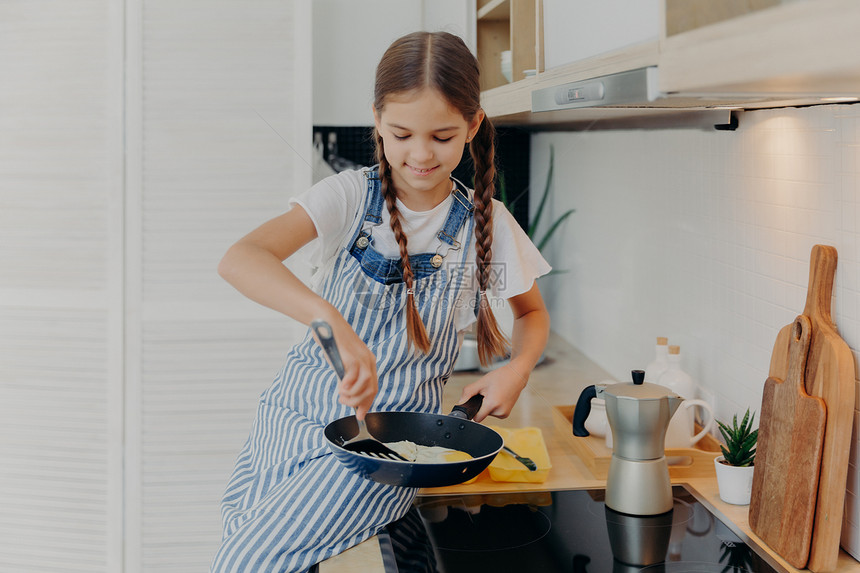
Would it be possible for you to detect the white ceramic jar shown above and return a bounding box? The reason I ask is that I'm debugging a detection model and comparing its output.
[584,397,608,438]
[657,345,695,398]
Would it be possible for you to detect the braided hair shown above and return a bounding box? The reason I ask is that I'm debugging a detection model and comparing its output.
[373,31,508,364]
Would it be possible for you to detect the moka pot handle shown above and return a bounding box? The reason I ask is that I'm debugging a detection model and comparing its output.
[572,385,597,437]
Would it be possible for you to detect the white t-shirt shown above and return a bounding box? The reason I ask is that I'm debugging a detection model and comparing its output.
[290,168,551,330]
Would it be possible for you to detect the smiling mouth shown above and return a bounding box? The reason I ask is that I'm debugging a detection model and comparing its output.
[408,165,438,176]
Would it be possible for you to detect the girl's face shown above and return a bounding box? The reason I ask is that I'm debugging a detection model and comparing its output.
[374,88,483,210]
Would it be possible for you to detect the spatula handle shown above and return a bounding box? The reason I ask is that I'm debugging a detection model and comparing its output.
[311,319,345,379]
[503,445,537,471]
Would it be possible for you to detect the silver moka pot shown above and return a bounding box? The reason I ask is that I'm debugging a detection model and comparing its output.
[573,370,681,515]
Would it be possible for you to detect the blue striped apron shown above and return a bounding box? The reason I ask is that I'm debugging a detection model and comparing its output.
[211,169,475,573]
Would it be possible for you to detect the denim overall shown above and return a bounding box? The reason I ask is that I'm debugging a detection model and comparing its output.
[211,168,475,572]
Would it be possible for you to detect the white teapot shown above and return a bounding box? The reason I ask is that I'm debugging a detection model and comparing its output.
[665,398,715,449]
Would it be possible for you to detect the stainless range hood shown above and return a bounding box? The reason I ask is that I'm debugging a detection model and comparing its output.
[532,66,851,112]
[532,67,662,111]
[529,66,856,131]
[530,67,733,130]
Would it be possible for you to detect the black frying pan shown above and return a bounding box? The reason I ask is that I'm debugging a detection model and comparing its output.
[324,395,502,487]
[311,320,503,488]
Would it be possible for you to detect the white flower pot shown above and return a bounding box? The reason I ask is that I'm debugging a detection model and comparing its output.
[714,456,755,505]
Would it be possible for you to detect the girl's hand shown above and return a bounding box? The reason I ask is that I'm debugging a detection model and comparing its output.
[458,282,548,423]
[326,320,378,420]
[458,363,528,423]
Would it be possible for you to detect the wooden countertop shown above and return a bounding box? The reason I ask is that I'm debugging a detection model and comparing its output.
[321,334,860,573]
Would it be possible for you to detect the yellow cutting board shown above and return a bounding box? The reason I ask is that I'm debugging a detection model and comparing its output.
[486,426,552,483]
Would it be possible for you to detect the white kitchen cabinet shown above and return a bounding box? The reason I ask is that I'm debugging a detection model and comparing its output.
[659,0,860,97]
[481,0,860,126]
[542,0,660,70]
[479,0,665,122]
[663,0,782,37]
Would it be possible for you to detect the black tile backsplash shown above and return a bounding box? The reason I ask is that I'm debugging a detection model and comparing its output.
[313,126,531,230]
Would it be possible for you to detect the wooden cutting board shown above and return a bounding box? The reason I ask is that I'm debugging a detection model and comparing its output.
[750,315,826,568]
[768,245,856,572]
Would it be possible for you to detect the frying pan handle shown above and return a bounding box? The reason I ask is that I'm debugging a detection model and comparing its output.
[450,394,483,420]
[311,319,345,379]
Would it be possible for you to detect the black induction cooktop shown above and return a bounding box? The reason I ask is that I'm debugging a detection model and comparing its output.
[378,484,789,573]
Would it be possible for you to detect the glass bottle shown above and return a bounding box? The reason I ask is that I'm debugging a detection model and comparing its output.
[644,337,670,383]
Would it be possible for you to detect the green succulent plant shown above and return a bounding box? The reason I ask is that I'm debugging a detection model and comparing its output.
[499,145,574,259]
[716,408,758,467]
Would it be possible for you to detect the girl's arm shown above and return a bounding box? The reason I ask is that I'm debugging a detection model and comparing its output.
[459,281,550,422]
[218,205,378,419]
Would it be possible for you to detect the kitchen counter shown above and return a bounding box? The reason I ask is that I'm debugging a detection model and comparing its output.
[320,333,860,572]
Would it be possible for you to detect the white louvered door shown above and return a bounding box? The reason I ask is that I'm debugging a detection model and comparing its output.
[128,1,311,570]
[0,1,125,570]
[1,1,312,571]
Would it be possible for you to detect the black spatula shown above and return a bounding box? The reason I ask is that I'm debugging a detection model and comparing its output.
[311,320,407,461]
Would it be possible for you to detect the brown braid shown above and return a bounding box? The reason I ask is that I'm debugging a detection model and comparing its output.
[470,118,510,366]
[375,132,431,353]
[372,31,510,361]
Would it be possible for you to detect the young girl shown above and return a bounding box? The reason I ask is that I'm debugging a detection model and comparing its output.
[210,31,550,572]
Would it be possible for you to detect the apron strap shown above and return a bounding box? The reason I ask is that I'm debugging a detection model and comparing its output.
[436,178,474,248]
[361,166,384,224]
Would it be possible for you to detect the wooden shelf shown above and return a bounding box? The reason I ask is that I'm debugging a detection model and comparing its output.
[477,0,508,20]
[476,0,541,92]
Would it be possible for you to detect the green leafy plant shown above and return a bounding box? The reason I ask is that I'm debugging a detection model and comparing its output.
[716,408,757,467]
[499,145,574,254]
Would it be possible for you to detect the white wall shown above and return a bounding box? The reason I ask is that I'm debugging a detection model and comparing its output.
[312,0,474,126]
[532,104,860,426]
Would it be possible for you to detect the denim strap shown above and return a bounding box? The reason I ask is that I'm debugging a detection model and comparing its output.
[436,178,473,247]
[350,168,475,285]
[360,167,474,243]
[361,168,384,224]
